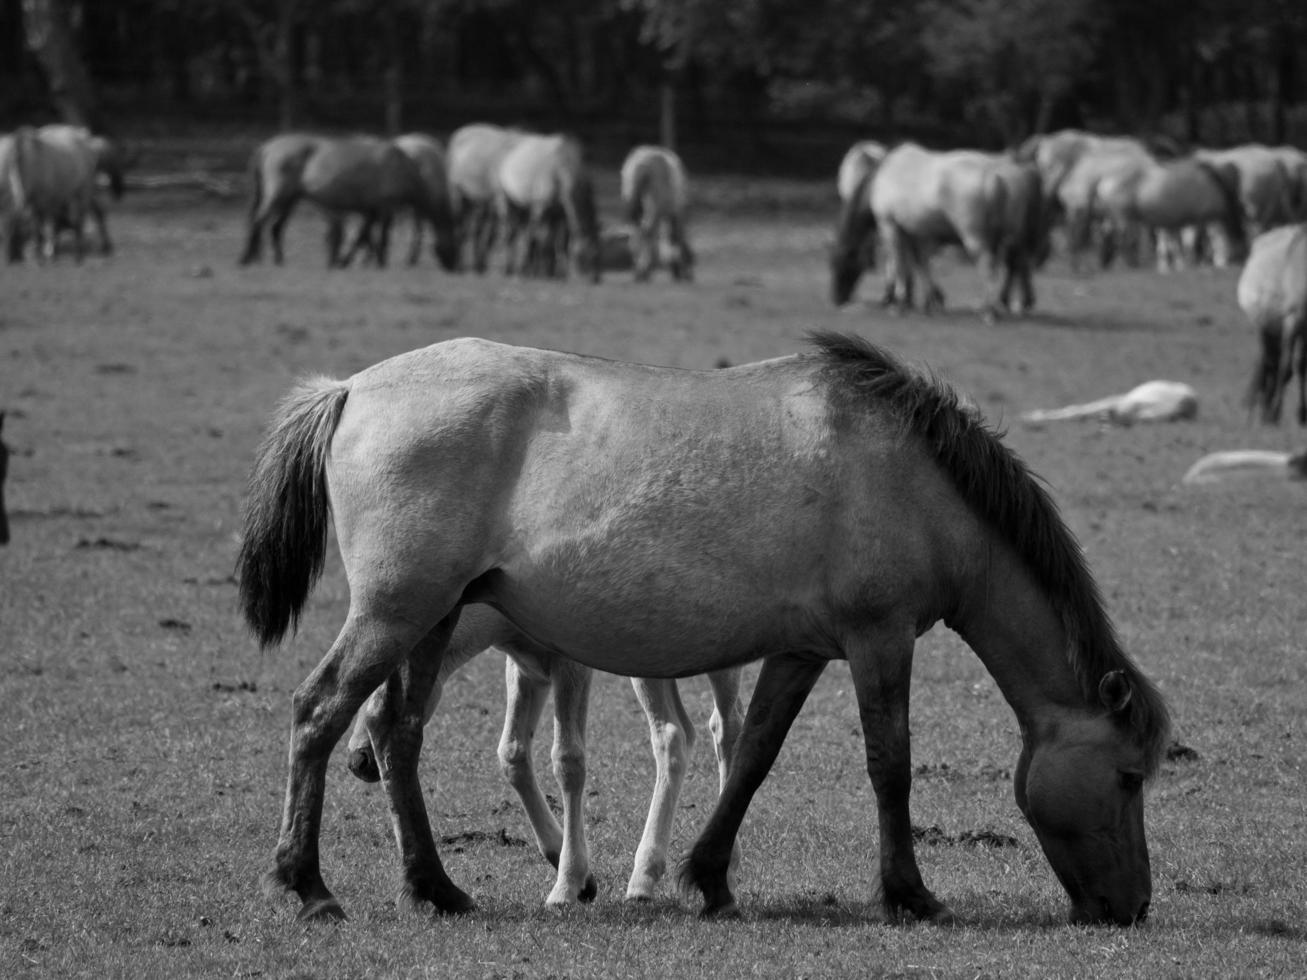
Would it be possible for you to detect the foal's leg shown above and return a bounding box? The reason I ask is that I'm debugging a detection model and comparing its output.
[497,655,565,873]
[626,678,697,900]
[263,611,440,921]
[846,626,953,924]
[546,657,596,904]
[707,667,746,889]
[681,653,827,917]
[369,616,475,915]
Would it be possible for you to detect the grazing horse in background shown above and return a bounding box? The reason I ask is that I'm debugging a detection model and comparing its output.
[238,134,457,270]
[0,412,9,545]
[834,143,1046,317]
[619,145,694,281]
[496,133,601,282]
[1094,156,1246,272]
[447,123,526,274]
[344,604,744,904]
[1021,381,1199,425]
[39,124,131,256]
[1240,223,1307,424]
[1194,145,1296,263]
[238,332,1169,927]
[391,132,459,268]
[827,140,888,293]
[1015,130,1156,268]
[2,125,101,262]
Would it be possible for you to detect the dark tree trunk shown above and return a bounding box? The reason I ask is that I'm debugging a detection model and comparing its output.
[21,0,98,127]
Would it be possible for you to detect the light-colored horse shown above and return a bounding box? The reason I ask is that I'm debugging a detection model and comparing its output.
[446,123,526,274]
[619,145,694,281]
[1240,223,1307,424]
[344,603,744,904]
[238,332,1169,927]
[833,143,1046,317]
[496,133,601,282]
[1183,449,1307,485]
[238,133,458,269]
[1094,156,1246,272]
[1021,381,1198,425]
[1193,145,1296,263]
[2,125,101,262]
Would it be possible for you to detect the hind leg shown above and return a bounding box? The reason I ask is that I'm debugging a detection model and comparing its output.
[707,667,745,889]
[498,654,565,875]
[367,615,475,915]
[263,609,445,921]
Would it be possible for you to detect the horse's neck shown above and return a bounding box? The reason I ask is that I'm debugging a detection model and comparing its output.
[949,541,1089,734]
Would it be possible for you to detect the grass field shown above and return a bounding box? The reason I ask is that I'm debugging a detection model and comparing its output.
[2,173,1305,979]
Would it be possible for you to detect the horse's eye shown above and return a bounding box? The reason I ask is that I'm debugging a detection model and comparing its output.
[1119,771,1144,792]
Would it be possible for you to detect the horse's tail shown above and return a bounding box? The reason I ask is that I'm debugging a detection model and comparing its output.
[237,377,350,648]
[1196,159,1246,252]
[7,126,37,212]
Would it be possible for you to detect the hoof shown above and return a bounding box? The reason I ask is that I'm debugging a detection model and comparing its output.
[579,875,597,903]
[546,874,598,906]
[297,897,347,923]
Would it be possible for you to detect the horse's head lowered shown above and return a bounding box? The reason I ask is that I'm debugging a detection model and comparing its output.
[1015,670,1153,926]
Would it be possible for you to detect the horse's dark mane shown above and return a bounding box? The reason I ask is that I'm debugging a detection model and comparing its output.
[811,331,1171,775]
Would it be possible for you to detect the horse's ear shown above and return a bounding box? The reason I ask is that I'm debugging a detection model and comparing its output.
[1098,671,1133,713]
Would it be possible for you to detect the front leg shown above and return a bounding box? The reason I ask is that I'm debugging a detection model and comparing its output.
[680,653,827,916]
[846,626,954,924]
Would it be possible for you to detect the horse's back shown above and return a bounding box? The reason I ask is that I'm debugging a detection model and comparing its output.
[1238,223,1307,326]
[300,136,420,210]
[326,337,960,674]
[448,123,524,202]
[12,125,96,208]
[874,144,997,242]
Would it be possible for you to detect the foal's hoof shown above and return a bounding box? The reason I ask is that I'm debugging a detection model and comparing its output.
[297,897,347,923]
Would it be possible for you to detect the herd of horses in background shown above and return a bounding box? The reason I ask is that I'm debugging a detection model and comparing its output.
[237,123,693,285]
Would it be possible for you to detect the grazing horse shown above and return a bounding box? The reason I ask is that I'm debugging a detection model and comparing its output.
[833,143,1046,317]
[239,133,457,270]
[1095,157,1246,272]
[238,332,1169,927]
[0,412,9,545]
[344,604,744,904]
[390,133,459,268]
[496,134,601,282]
[446,123,526,274]
[1020,381,1199,426]
[620,145,694,282]
[39,124,130,256]
[1240,223,1307,424]
[2,125,100,262]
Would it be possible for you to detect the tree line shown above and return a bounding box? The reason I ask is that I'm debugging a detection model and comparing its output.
[2,0,1305,173]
